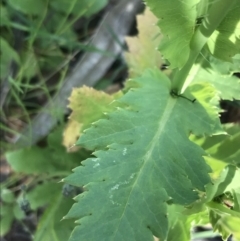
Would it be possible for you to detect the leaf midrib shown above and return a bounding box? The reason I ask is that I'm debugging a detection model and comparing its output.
[112,97,177,240]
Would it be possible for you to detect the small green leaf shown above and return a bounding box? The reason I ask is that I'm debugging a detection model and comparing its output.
[6,147,58,174]
[8,0,47,16]
[50,0,107,17]
[207,1,240,62]
[191,65,240,100]
[208,202,240,240]
[144,0,200,68]
[21,50,39,79]
[1,188,15,203]
[0,205,14,236]
[6,126,88,175]
[13,204,25,220]
[0,37,20,79]
[233,189,240,212]
[214,165,240,197]
[208,54,240,75]
[125,8,163,77]
[26,182,62,210]
[0,5,10,26]
[34,194,75,241]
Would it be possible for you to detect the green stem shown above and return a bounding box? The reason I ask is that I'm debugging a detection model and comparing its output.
[172,0,236,94]
[207,201,240,218]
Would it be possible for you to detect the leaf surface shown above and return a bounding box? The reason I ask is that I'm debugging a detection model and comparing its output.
[190,65,240,100]
[6,126,87,175]
[144,0,199,68]
[50,0,108,17]
[125,8,163,77]
[68,86,118,131]
[26,182,62,210]
[64,86,119,148]
[191,124,240,168]
[65,69,222,241]
[207,1,240,62]
[209,202,240,241]
[34,194,75,241]
[8,0,47,16]
[0,37,20,79]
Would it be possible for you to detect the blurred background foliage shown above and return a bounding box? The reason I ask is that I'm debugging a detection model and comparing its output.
[1,0,128,239]
[0,0,114,151]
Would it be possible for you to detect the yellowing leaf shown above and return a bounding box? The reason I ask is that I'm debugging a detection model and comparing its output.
[64,86,121,150]
[63,120,82,151]
[125,8,163,77]
[68,86,117,129]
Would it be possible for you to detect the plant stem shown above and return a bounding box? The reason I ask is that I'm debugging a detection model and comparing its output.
[207,201,240,218]
[172,0,236,94]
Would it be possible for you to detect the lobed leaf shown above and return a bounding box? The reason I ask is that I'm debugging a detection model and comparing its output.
[208,54,240,76]
[208,202,240,241]
[144,0,200,69]
[191,124,240,168]
[65,69,222,241]
[190,65,240,100]
[64,86,120,149]
[68,86,119,131]
[207,1,240,62]
[125,8,163,77]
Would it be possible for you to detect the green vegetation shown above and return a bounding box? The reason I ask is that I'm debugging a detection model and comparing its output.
[1,0,240,240]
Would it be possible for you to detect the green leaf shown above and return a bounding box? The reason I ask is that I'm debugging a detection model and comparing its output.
[8,0,47,16]
[208,202,240,241]
[65,68,222,241]
[207,1,240,62]
[34,194,75,241]
[188,82,222,128]
[167,202,210,241]
[13,204,25,220]
[6,147,59,174]
[190,63,240,100]
[233,189,240,212]
[26,182,62,210]
[125,8,163,77]
[208,54,240,75]
[212,165,240,198]
[144,0,199,68]
[6,125,88,175]
[21,49,39,79]
[1,188,15,204]
[68,86,119,131]
[167,221,189,241]
[0,37,20,79]
[191,124,240,168]
[166,205,192,241]
[50,0,107,17]
[0,5,10,26]
[0,205,14,236]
